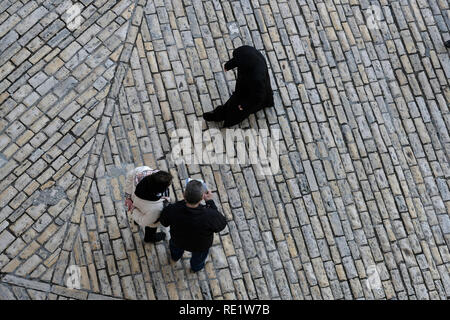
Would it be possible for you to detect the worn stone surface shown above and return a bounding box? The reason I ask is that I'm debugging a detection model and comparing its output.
[0,0,449,300]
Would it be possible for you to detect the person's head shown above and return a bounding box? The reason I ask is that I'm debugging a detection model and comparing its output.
[233,45,259,72]
[184,180,204,206]
[135,170,173,200]
[150,171,173,193]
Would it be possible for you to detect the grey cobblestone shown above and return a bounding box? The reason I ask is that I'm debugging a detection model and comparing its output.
[0,0,448,301]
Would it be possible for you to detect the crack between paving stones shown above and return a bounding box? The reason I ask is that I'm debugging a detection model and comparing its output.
[0,273,121,300]
[49,0,142,287]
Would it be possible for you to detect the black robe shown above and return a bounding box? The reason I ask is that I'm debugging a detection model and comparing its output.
[211,45,274,127]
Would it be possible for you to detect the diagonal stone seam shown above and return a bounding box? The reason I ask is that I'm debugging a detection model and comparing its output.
[0,0,131,120]
[51,0,144,287]
[0,273,120,300]
[0,0,140,239]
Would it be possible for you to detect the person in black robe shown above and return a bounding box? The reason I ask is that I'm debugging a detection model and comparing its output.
[203,45,274,127]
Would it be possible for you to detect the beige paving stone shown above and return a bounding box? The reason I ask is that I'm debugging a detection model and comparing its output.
[0,0,448,301]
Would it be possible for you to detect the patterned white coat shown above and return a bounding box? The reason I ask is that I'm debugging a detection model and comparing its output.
[125,166,168,228]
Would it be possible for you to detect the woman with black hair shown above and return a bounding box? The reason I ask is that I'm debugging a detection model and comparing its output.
[203,45,274,127]
[124,166,173,243]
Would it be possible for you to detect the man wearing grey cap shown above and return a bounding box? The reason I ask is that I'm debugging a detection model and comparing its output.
[160,180,227,273]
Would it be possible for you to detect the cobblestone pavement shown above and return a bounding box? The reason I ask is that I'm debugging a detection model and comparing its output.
[0,0,449,300]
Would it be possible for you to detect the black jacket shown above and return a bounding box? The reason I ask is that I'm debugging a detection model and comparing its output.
[159,200,227,252]
[224,45,274,115]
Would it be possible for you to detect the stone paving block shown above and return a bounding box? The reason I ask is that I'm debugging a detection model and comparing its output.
[0,0,448,301]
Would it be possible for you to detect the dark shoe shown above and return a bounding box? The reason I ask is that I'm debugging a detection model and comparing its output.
[144,227,156,243]
[445,40,450,48]
[144,231,166,243]
[170,257,180,263]
[152,232,166,243]
[203,111,222,122]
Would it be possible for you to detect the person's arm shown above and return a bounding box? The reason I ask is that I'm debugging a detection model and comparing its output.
[203,191,217,208]
[203,191,226,232]
[205,199,217,210]
[159,206,170,227]
[124,169,135,210]
[211,210,227,233]
[224,58,237,71]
